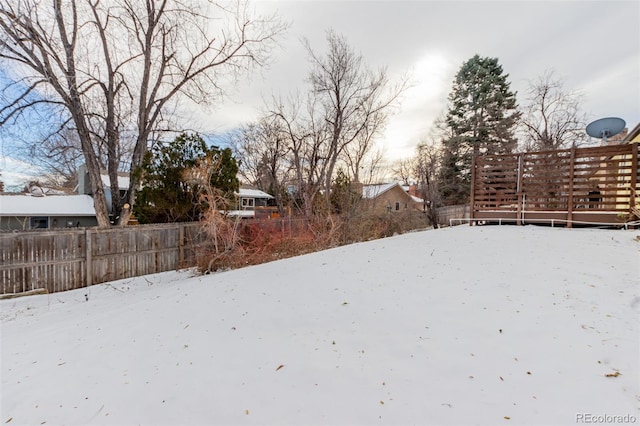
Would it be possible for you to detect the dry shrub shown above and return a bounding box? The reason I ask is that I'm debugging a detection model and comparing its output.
[196,218,320,272]
[339,210,431,243]
[196,208,430,273]
[240,222,318,265]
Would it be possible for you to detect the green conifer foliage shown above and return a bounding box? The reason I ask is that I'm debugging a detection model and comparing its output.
[134,133,239,224]
[439,55,520,205]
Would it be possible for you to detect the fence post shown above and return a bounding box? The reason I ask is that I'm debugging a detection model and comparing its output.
[567,147,576,228]
[516,153,524,225]
[630,143,638,219]
[85,228,92,287]
[179,224,185,267]
[469,155,477,226]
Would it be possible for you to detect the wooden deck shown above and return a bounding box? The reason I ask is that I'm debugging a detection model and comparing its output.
[470,144,639,227]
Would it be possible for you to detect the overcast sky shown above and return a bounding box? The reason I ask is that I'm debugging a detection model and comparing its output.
[1,0,639,189]
[197,0,640,158]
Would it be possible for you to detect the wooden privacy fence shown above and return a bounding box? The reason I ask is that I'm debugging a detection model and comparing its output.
[240,216,311,238]
[0,222,207,295]
[471,143,639,226]
[435,204,470,226]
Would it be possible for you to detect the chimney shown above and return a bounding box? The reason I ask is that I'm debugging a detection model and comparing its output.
[350,181,364,196]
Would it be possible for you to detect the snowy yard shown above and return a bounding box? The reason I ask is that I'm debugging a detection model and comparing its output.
[1,225,638,425]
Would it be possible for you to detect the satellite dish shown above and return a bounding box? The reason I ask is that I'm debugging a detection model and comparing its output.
[586,117,626,142]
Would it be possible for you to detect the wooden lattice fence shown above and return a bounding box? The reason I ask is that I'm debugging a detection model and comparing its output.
[471,143,639,226]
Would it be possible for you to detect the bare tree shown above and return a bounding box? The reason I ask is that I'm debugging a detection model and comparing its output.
[354,145,387,186]
[412,142,442,227]
[231,31,406,218]
[391,158,413,185]
[231,116,290,214]
[0,0,286,226]
[270,93,329,217]
[519,69,589,151]
[304,30,406,196]
[27,128,84,190]
[343,105,388,184]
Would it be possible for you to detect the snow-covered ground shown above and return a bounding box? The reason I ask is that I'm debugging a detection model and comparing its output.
[1,225,639,425]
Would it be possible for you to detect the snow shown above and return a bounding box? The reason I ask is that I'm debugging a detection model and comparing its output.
[1,225,639,425]
[100,174,130,191]
[362,183,397,199]
[362,183,425,203]
[226,210,256,218]
[0,194,96,216]
[238,188,274,199]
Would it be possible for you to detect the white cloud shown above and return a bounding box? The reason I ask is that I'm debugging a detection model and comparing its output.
[0,155,45,190]
[2,0,638,173]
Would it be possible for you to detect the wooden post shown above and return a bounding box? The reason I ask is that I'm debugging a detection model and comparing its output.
[85,228,93,287]
[179,224,185,267]
[516,153,524,226]
[469,155,477,226]
[630,143,638,219]
[567,147,576,228]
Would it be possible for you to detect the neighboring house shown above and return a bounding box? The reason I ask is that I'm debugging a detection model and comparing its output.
[0,194,98,230]
[361,183,425,214]
[238,184,275,210]
[76,164,130,213]
[623,122,640,144]
[227,184,277,219]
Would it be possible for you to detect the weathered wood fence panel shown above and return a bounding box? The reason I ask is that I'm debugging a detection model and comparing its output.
[471,144,640,226]
[0,222,206,295]
[435,204,470,226]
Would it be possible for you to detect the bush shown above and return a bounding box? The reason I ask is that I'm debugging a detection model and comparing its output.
[196,210,430,273]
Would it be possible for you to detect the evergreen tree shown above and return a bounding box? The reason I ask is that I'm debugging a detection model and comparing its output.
[439,54,520,204]
[330,168,361,214]
[134,133,239,224]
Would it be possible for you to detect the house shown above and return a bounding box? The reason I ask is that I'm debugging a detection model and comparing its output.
[361,183,425,214]
[623,122,640,144]
[76,164,130,214]
[227,184,277,219]
[238,184,275,210]
[0,194,98,230]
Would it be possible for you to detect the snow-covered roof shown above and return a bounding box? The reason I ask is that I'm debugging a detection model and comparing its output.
[100,174,130,190]
[0,194,96,216]
[225,210,256,218]
[363,183,424,203]
[238,187,274,199]
[362,183,398,199]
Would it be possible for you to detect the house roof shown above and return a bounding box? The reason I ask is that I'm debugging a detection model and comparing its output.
[100,174,130,190]
[0,194,96,216]
[225,210,256,218]
[623,122,640,143]
[362,183,398,199]
[238,185,274,199]
[362,183,425,203]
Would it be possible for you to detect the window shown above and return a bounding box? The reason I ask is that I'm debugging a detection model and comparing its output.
[395,202,400,211]
[30,216,48,229]
[241,198,255,209]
